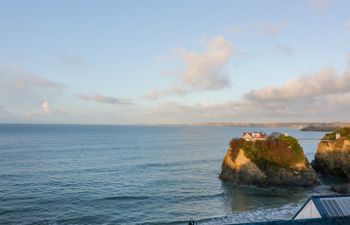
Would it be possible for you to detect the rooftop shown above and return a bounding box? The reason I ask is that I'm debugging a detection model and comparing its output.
[232,195,350,225]
[293,194,350,219]
[233,216,350,225]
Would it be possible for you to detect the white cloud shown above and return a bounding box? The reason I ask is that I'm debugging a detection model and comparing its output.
[145,35,233,100]
[41,100,52,115]
[0,66,66,93]
[144,86,188,100]
[308,0,336,12]
[147,99,307,123]
[146,56,350,123]
[259,21,287,36]
[148,91,350,123]
[13,75,66,92]
[179,36,233,90]
[77,94,132,105]
[244,68,350,102]
[0,65,69,122]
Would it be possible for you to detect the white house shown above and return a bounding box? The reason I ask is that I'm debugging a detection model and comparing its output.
[336,133,341,139]
[242,132,266,141]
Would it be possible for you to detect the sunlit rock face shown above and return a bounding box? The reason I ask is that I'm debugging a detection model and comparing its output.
[312,128,350,179]
[220,136,319,187]
[220,146,268,186]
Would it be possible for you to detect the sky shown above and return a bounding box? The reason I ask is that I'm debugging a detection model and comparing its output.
[0,0,350,124]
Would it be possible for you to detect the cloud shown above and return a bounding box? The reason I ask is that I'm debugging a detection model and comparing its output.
[0,66,67,116]
[63,55,87,66]
[179,35,233,91]
[148,99,311,123]
[308,0,336,11]
[273,44,294,56]
[147,57,350,123]
[145,35,233,100]
[243,68,350,102]
[346,21,350,29]
[41,100,52,115]
[0,65,71,123]
[0,105,11,118]
[227,25,244,34]
[13,75,66,92]
[259,21,287,36]
[149,88,350,123]
[348,53,350,65]
[144,86,188,100]
[77,94,132,105]
[0,66,66,93]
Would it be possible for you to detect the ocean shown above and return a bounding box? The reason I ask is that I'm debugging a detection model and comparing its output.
[0,124,333,225]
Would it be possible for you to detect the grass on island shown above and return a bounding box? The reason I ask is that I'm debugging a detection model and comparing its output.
[229,135,306,171]
[322,127,350,141]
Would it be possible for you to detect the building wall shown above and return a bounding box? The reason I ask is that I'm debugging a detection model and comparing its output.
[294,200,321,220]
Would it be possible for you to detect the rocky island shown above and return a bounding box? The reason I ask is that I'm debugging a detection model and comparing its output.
[311,127,350,179]
[219,132,319,187]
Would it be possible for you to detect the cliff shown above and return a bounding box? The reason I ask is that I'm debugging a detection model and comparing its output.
[219,135,319,187]
[311,128,350,178]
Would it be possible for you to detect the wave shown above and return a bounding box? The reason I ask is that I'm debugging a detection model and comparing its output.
[138,219,192,225]
[196,203,301,225]
[96,192,224,206]
[137,203,299,225]
[137,158,219,168]
[98,195,150,201]
[188,192,224,200]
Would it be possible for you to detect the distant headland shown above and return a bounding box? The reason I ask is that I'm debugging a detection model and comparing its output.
[193,122,350,131]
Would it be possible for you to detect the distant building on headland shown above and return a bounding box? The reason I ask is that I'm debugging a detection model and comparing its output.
[242,132,266,141]
[242,132,291,141]
[269,132,288,139]
[336,132,341,139]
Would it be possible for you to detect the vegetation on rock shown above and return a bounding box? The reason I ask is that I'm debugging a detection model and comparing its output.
[312,127,350,179]
[322,127,350,141]
[221,134,319,187]
[229,136,306,172]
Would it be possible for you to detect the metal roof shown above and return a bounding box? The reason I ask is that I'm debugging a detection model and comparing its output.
[313,195,350,218]
[234,195,350,225]
[234,216,350,225]
[293,195,350,219]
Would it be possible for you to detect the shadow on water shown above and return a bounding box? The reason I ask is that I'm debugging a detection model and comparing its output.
[220,183,309,213]
[191,182,336,225]
[318,173,349,186]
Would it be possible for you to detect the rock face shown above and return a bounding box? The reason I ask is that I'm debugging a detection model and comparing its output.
[311,128,350,178]
[220,146,268,186]
[331,183,350,194]
[219,136,319,187]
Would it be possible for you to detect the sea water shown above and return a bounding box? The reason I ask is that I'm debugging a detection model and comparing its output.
[0,124,332,225]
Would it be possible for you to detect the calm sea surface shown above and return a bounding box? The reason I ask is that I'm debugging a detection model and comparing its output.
[0,125,333,225]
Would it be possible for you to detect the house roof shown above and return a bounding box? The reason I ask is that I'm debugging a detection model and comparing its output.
[242,132,266,138]
[232,195,350,225]
[293,195,350,219]
[233,216,350,225]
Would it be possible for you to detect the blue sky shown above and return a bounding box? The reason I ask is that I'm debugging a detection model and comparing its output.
[0,0,350,124]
